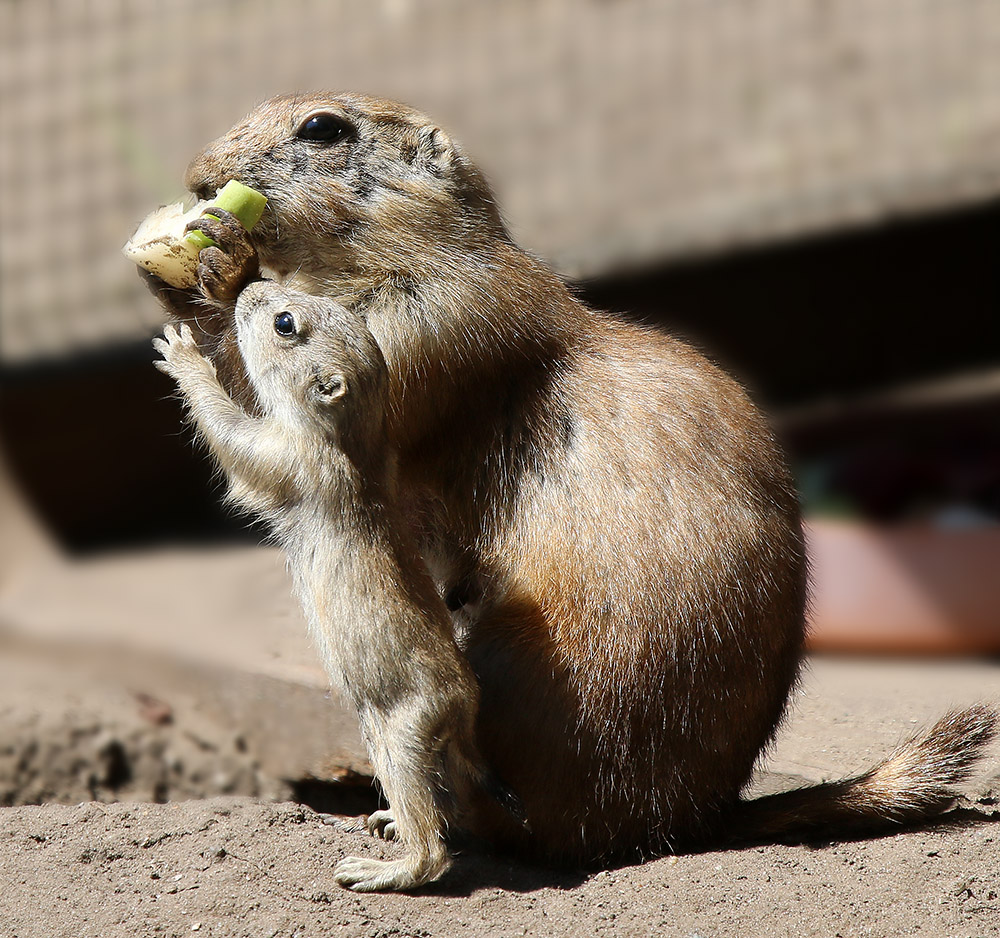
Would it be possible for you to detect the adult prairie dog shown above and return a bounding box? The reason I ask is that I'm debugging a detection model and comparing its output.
[143,93,997,890]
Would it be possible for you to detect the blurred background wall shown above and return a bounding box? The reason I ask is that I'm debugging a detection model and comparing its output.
[2,0,1000,654]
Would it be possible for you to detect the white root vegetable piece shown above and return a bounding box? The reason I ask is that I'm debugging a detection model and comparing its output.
[123,180,267,288]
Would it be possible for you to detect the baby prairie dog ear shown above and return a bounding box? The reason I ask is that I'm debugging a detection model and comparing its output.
[312,370,348,402]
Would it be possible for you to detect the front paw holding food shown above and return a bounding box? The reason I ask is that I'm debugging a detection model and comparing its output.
[125,180,267,311]
[185,207,261,309]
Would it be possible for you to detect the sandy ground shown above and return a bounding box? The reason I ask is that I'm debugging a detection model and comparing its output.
[2,794,998,938]
[1,537,999,937]
[1,650,999,938]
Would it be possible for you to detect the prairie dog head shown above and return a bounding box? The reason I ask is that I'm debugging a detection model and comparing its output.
[185,93,507,281]
[234,280,388,445]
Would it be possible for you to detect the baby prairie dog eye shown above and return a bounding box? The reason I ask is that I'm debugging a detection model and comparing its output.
[273,311,297,337]
[296,112,354,143]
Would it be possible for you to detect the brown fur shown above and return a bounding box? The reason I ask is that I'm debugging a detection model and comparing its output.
[144,92,996,888]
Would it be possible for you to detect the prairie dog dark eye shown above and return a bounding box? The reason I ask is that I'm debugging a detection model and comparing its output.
[296,112,353,143]
[273,311,297,337]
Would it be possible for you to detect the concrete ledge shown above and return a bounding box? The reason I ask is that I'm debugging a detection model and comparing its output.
[0,544,371,803]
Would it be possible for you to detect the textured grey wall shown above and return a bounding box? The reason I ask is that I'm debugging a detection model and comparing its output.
[4,0,1000,363]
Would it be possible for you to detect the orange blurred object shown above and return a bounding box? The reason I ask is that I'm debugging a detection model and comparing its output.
[805,519,1000,655]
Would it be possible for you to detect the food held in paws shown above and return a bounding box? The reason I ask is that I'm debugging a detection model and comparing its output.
[123,180,267,288]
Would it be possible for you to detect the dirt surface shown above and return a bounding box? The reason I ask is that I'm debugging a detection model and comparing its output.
[2,794,998,938]
[0,655,999,938]
[2,537,999,937]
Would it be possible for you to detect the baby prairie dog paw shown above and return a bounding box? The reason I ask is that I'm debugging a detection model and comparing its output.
[153,323,217,384]
[333,853,451,894]
[185,207,260,308]
[366,810,398,841]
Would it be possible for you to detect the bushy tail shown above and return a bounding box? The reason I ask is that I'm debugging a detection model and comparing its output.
[731,704,998,843]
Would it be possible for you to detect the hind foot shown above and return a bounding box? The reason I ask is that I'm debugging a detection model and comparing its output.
[333,852,450,893]
[366,810,398,841]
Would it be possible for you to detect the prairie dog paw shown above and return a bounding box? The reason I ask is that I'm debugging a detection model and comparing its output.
[153,323,216,382]
[366,810,398,841]
[328,814,368,834]
[187,207,260,308]
[333,854,449,893]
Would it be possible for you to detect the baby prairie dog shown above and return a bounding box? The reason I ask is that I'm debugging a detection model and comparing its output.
[154,281,517,892]
[143,92,997,890]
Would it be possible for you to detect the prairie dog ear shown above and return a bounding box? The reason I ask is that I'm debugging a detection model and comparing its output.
[312,371,348,402]
[414,125,455,175]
